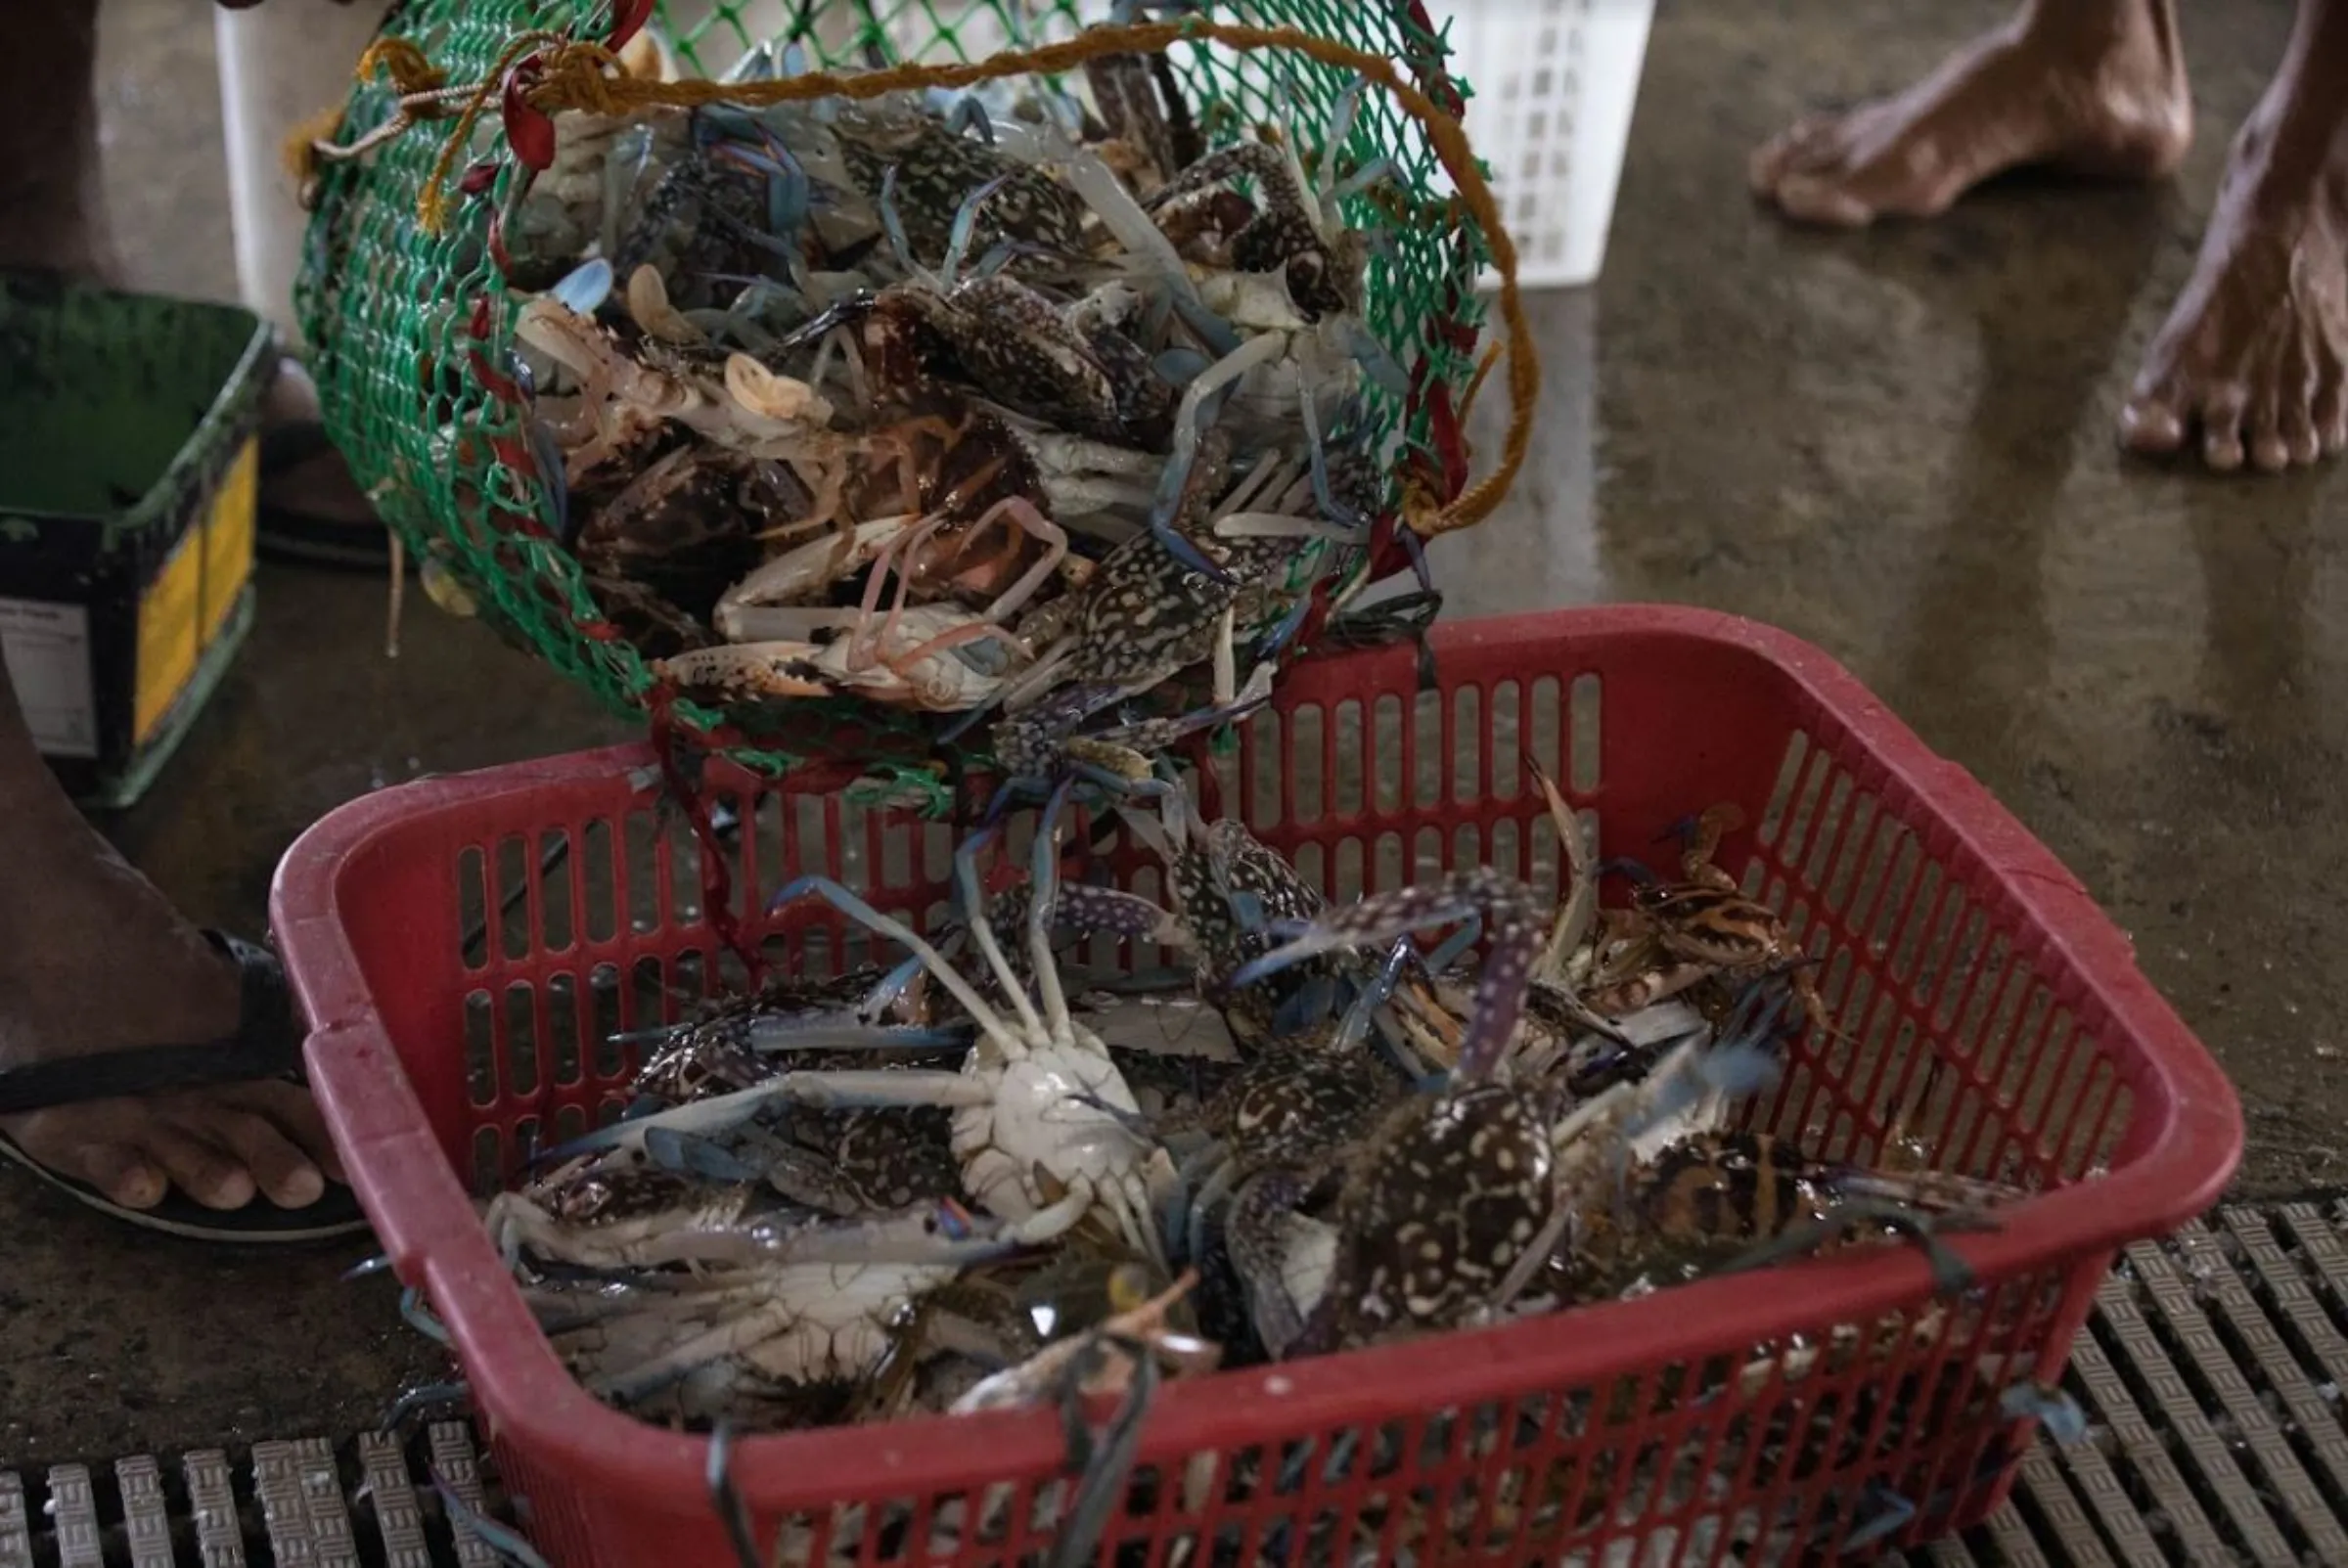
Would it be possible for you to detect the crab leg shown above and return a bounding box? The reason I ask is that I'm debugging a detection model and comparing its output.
[1028,779,1080,1047]
[1317,81,1368,205]
[1211,605,1238,708]
[940,173,1013,290]
[771,874,1016,1049]
[526,1067,990,1169]
[586,1290,813,1405]
[1086,663,1277,767]
[1227,868,1549,1079]
[1527,758,1599,975]
[964,497,1068,626]
[878,166,935,288]
[988,116,1241,357]
[1212,513,1357,543]
[954,824,1051,1044]
[706,1424,763,1568]
[1298,369,1369,535]
[1147,332,1287,583]
[848,514,941,670]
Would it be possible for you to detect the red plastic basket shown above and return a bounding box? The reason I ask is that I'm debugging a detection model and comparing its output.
[272,606,2240,1567]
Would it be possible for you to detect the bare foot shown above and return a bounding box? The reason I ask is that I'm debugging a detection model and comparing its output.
[2119,8,2348,472]
[1750,0,2190,227]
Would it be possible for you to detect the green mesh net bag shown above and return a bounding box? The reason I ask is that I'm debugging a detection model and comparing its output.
[294,0,1530,811]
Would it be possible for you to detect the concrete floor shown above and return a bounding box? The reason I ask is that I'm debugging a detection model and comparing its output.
[4,0,2341,1471]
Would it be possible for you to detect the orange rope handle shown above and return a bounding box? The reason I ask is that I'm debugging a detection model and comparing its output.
[417,18,1537,535]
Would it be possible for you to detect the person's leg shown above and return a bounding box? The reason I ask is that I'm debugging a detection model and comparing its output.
[0,0,344,1214]
[2120,0,2348,471]
[0,671,344,1211]
[0,0,115,279]
[1749,0,2190,228]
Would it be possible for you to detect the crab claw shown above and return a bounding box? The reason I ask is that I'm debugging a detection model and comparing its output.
[655,644,835,703]
[1058,883,1185,947]
[941,92,995,145]
[707,123,811,239]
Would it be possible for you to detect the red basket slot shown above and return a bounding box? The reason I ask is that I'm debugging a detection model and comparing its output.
[273,606,2240,1567]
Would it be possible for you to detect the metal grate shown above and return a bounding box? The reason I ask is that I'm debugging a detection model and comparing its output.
[0,1425,507,1568]
[13,1200,2348,1565]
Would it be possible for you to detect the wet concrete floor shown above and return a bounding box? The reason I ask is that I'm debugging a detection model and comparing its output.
[4,0,2342,1469]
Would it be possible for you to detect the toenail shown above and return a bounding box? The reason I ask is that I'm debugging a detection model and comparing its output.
[115,1168,163,1209]
[2119,412,2183,453]
[278,1166,327,1207]
[1774,174,1872,228]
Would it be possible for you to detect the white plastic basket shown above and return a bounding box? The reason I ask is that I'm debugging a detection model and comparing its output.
[214,1,390,342]
[1439,0,1655,290]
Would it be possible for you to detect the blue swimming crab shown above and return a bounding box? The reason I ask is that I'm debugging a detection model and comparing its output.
[539,783,1182,1270]
[1210,868,1805,1357]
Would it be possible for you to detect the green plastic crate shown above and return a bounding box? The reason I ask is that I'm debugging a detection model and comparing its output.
[0,273,276,809]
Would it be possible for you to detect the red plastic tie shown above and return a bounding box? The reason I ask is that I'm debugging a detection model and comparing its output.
[607,0,655,52]
[647,688,767,987]
[500,53,559,172]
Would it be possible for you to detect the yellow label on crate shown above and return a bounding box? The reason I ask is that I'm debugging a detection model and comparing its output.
[201,438,257,644]
[134,435,260,746]
[134,533,202,745]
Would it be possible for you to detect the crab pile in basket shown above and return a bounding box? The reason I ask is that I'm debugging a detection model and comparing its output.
[481,764,2029,1444]
[502,22,1422,775]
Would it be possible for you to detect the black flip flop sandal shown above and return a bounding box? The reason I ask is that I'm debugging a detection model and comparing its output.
[257,423,406,575]
[0,930,374,1244]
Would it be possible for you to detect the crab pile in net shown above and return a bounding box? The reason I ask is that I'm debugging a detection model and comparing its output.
[497,21,1430,781]
[400,767,2075,1564]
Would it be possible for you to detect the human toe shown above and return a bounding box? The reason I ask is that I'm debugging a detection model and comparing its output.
[2118,389,2188,454]
[2316,381,2347,455]
[5,1110,166,1208]
[230,1080,346,1185]
[1772,170,1877,228]
[1749,114,1838,194]
[145,1125,258,1211]
[2279,402,2321,467]
[73,1142,165,1209]
[207,1110,326,1208]
[2248,387,2292,472]
[88,1146,167,1210]
[2199,392,2248,471]
[2313,341,2348,454]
